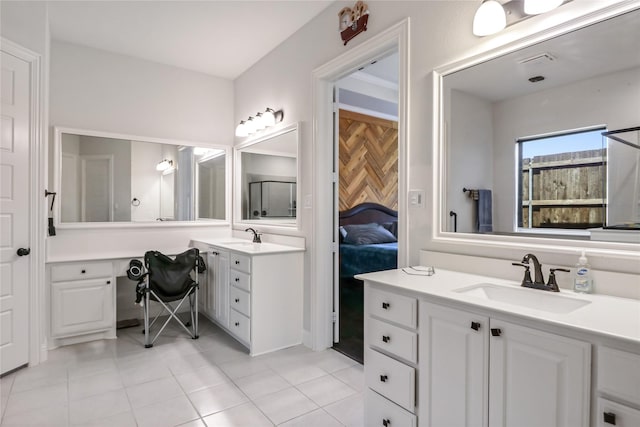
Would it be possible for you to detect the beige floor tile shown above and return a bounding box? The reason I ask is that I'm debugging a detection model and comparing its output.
[234,369,290,400]
[279,408,343,427]
[332,364,364,392]
[125,376,184,408]
[296,374,357,407]
[1,402,68,426]
[218,357,270,380]
[69,389,132,425]
[133,394,199,427]
[253,387,318,425]
[4,383,68,417]
[188,381,248,417]
[70,410,137,427]
[202,402,273,427]
[69,370,124,401]
[175,365,228,394]
[324,393,364,427]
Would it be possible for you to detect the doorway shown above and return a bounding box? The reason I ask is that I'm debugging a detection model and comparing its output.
[332,53,400,363]
[310,19,408,354]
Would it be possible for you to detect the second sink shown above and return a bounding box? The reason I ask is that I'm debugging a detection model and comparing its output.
[454,283,591,314]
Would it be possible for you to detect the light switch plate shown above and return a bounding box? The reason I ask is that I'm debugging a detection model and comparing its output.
[409,190,425,207]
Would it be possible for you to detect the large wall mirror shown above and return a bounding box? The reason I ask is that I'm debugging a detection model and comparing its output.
[234,123,300,228]
[437,6,640,246]
[54,127,230,226]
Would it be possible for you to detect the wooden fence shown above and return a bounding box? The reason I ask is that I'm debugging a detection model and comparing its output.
[521,149,606,228]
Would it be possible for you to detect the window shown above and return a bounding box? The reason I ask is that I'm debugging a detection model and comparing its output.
[517,127,606,232]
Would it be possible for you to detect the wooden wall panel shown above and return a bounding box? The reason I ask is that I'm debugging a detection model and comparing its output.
[338,109,398,211]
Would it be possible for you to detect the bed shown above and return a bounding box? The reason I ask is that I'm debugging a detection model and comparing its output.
[335,202,398,362]
[339,202,398,278]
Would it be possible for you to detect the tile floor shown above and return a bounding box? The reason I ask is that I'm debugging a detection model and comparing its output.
[0,316,364,426]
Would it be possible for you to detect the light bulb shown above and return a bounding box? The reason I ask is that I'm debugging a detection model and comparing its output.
[235,121,248,137]
[254,112,266,130]
[156,159,172,171]
[244,117,257,134]
[472,0,506,37]
[524,0,563,15]
[262,108,277,127]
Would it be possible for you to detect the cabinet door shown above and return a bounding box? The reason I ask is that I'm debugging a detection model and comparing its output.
[420,302,488,427]
[214,250,230,327]
[51,278,113,337]
[489,320,590,427]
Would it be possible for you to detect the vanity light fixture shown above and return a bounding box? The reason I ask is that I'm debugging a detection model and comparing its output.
[156,159,173,171]
[473,0,506,37]
[234,107,284,137]
[524,0,563,15]
[473,0,569,37]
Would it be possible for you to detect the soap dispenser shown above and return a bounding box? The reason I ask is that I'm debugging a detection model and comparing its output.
[573,250,593,293]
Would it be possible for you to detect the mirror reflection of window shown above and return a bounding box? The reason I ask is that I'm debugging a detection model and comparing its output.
[517,128,606,231]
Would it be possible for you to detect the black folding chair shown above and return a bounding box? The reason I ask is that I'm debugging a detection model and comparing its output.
[140,248,201,348]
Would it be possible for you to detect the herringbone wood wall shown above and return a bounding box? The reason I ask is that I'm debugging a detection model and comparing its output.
[339,109,398,211]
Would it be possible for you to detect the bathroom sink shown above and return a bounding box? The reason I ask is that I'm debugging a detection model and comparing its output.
[454,283,591,314]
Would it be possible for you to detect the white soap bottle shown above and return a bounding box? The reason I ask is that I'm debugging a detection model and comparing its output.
[573,250,593,293]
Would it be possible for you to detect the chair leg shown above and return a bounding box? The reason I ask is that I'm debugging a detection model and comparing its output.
[194,287,199,339]
[144,289,152,348]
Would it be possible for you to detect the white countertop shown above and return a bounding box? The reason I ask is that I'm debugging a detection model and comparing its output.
[190,238,305,255]
[357,268,640,346]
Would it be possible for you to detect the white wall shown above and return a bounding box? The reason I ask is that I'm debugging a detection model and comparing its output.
[130,141,161,222]
[447,89,494,233]
[234,0,639,333]
[48,40,235,259]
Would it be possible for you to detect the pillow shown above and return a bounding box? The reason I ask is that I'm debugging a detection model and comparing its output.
[382,221,398,238]
[342,223,397,245]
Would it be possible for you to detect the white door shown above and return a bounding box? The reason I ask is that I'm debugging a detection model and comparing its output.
[0,50,31,374]
[420,303,488,427]
[489,319,591,427]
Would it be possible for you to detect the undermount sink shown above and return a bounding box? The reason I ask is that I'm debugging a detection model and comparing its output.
[454,283,591,314]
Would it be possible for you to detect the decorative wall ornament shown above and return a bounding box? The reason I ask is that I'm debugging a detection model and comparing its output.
[338,1,369,45]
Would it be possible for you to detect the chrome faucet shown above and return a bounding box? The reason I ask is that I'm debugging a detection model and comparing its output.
[512,254,569,292]
[245,228,262,243]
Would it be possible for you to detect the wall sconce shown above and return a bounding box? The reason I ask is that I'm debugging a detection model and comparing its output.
[156,159,173,171]
[235,107,283,137]
[473,0,569,37]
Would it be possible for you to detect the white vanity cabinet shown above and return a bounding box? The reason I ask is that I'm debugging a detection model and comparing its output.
[364,287,418,427]
[420,302,591,427]
[49,261,115,339]
[201,243,303,356]
[596,347,640,427]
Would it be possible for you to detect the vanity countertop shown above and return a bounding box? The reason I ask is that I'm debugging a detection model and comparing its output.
[190,238,305,255]
[357,268,640,346]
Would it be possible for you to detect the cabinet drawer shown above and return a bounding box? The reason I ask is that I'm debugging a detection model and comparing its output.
[229,286,250,317]
[368,317,418,363]
[368,288,417,329]
[51,262,113,282]
[598,347,640,406]
[365,389,417,427]
[366,348,415,412]
[51,278,114,337]
[229,309,250,343]
[230,253,251,274]
[597,398,640,427]
[229,270,251,292]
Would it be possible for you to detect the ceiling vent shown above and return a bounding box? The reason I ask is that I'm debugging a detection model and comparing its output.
[517,53,556,67]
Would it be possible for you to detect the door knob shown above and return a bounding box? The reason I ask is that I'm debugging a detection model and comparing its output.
[16,247,30,256]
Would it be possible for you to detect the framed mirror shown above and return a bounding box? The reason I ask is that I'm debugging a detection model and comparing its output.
[54,127,230,227]
[234,123,300,228]
[435,5,640,246]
